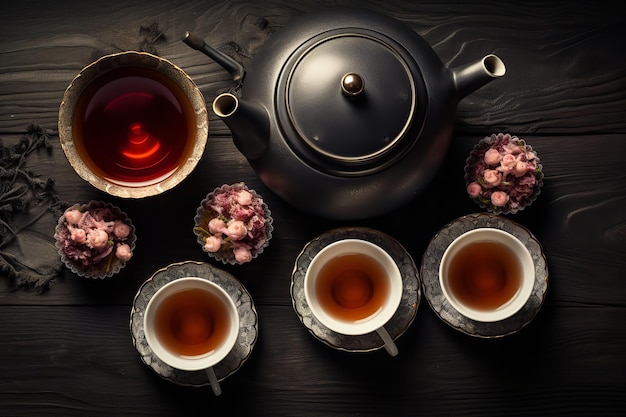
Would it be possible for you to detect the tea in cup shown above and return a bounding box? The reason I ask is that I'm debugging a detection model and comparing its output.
[439,228,535,322]
[304,239,403,356]
[143,277,239,395]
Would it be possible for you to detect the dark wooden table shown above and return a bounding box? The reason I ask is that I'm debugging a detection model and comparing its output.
[1,1,625,416]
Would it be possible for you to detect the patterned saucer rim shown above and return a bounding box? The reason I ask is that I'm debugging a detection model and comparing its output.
[130,260,258,386]
[420,213,549,338]
[290,227,421,353]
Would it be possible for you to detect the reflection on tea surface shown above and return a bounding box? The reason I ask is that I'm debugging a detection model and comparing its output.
[73,67,195,187]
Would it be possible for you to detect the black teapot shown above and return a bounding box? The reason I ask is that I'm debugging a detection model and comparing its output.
[185,8,505,219]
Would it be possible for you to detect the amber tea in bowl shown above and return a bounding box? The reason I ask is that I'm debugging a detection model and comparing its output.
[59,52,208,198]
[439,228,535,322]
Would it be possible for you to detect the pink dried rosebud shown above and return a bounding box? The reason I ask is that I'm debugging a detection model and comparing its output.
[204,235,223,252]
[499,154,517,170]
[226,220,248,241]
[113,221,130,239]
[233,245,252,263]
[482,169,502,187]
[467,182,482,198]
[70,228,87,244]
[86,229,109,249]
[64,208,83,225]
[236,189,253,206]
[115,243,133,261]
[491,191,510,207]
[484,148,502,165]
[513,161,529,177]
[208,218,227,235]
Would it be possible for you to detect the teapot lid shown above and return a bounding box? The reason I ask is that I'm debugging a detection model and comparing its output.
[276,28,425,175]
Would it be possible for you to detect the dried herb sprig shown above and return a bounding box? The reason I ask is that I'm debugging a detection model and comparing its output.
[0,124,66,291]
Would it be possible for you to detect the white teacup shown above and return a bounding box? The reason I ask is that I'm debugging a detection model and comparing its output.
[304,239,403,356]
[439,228,535,322]
[143,277,239,395]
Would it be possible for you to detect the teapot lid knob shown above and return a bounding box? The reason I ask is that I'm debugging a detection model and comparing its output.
[341,73,365,96]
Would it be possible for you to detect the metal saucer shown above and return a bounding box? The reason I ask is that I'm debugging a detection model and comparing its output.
[130,261,258,386]
[420,213,549,338]
[291,227,421,352]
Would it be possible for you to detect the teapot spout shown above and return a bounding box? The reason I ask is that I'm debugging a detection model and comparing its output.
[213,93,269,160]
[452,54,506,100]
[183,32,245,82]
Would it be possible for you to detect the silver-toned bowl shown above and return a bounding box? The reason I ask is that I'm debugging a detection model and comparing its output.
[58,51,208,198]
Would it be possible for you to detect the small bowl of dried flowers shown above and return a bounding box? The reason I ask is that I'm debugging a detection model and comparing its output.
[54,200,136,278]
[465,133,544,215]
[193,183,273,265]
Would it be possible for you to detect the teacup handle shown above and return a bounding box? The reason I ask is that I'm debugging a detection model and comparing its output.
[376,327,398,357]
[206,367,222,396]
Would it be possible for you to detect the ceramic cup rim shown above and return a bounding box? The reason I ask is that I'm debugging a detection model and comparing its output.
[304,238,403,335]
[439,228,535,322]
[143,277,239,371]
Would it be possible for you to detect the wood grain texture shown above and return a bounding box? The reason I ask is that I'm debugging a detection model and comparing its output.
[1,1,625,135]
[1,1,625,416]
[0,305,624,416]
